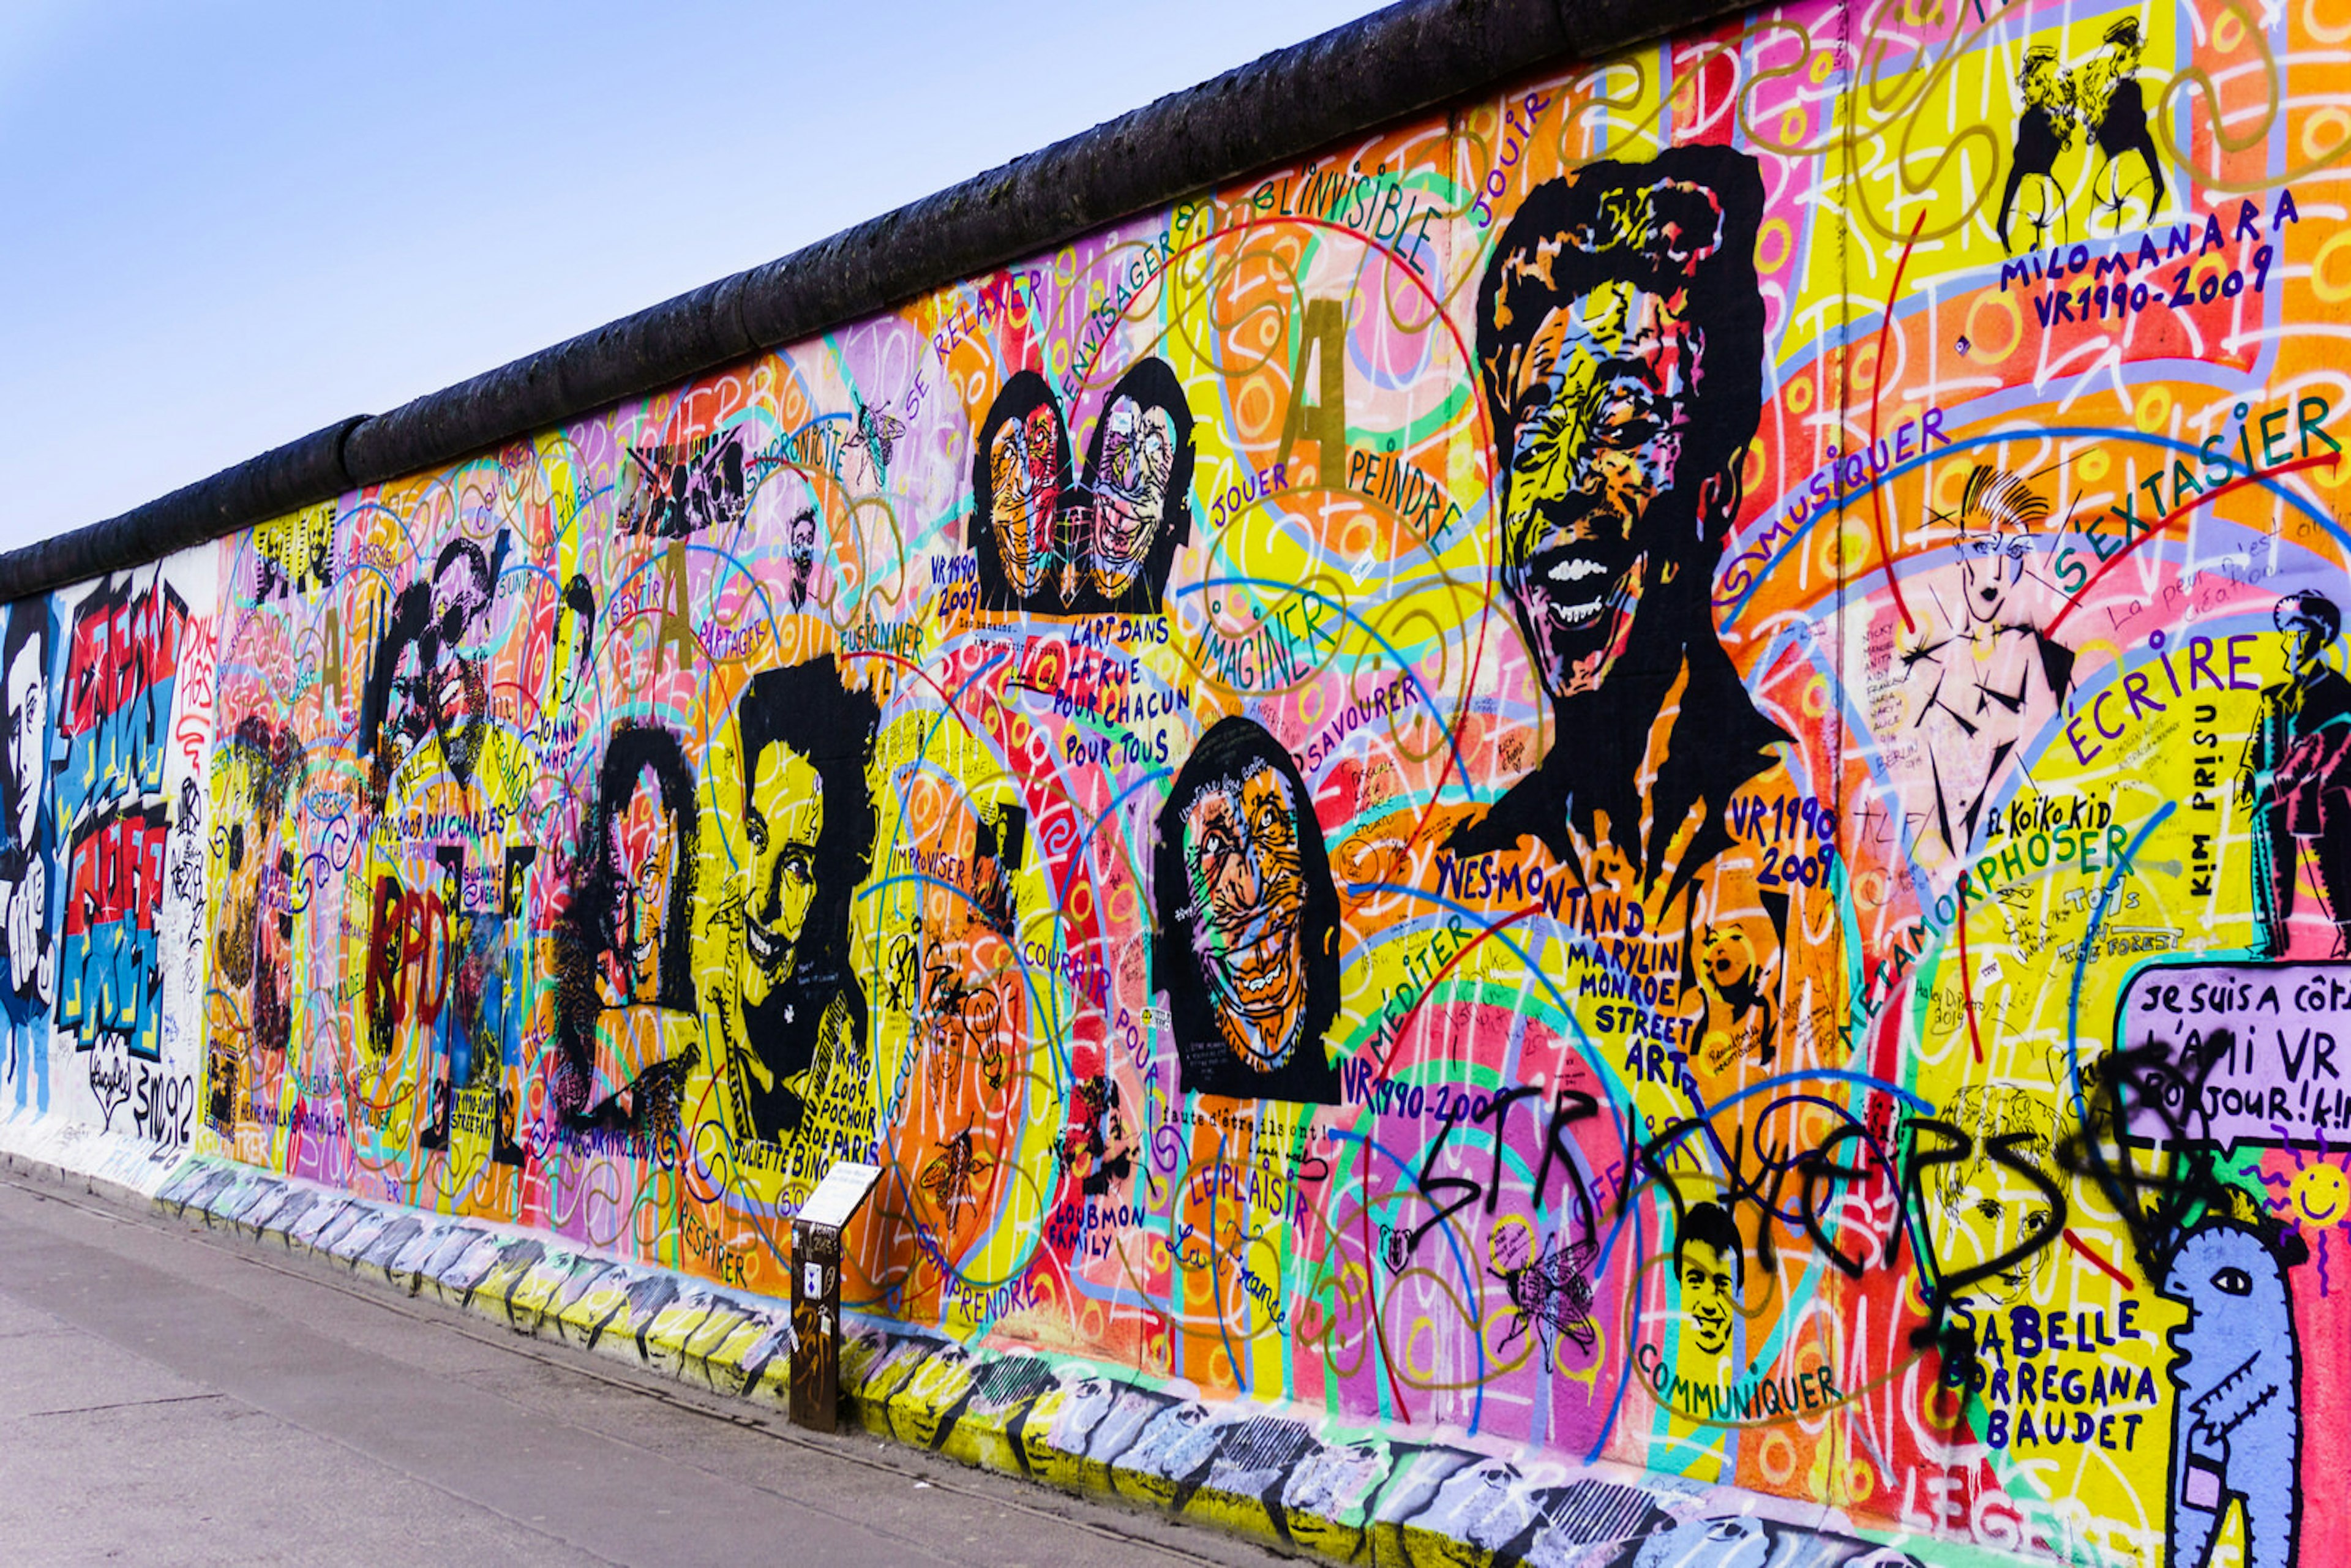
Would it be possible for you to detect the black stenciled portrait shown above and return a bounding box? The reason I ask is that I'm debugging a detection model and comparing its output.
[972,372,1073,612]
[212,716,302,1058]
[969,361,1195,617]
[785,508,822,612]
[553,722,699,1128]
[1077,358,1196,612]
[618,427,751,538]
[358,536,499,798]
[1674,1200,1742,1358]
[1153,716,1341,1103]
[726,655,880,1144]
[1448,146,1784,902]
[358,582,431,801]
[550,571,597,714]
[0,601,53,1027]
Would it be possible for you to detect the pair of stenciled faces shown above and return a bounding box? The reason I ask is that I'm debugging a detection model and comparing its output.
[591,735,823,1013]
[382,549,494,775]
[725,733,1319,1083]
[988,392,1177,602]
[730,733,1317,1080]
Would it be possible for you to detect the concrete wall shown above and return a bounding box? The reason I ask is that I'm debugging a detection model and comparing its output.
[6,1,2350,1562]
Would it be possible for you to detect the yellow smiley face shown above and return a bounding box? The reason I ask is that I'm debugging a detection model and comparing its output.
[2292,1162,2349,1226]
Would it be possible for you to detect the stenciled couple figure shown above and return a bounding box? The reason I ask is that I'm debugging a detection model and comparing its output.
[969,360,1196,617]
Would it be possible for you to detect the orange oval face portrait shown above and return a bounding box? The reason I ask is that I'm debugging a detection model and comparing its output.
[989,403,1063,599]
[1089,394,1174,599]
[604,765,676,1006]
[1182,762,1307,1066]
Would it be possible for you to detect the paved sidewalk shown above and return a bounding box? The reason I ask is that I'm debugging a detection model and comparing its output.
[0,1172,1281,1567]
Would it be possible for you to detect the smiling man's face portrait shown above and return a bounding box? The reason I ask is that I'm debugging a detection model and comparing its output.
[1681,1237,1736,1356]
[1498,274,1705,705]
[1450,149,1779,882]
[1673,1202,1742,1360]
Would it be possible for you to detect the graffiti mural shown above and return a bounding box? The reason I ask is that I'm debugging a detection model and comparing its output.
[1,560,213,1154]
[2,0,2351,1559]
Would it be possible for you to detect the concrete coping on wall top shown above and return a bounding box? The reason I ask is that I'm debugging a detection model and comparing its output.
[0,0,1755,609]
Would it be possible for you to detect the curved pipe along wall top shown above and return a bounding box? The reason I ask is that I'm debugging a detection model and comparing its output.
[6,1,2351,1564]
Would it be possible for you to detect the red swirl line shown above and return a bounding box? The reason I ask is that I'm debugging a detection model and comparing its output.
[1866,212,1929,636]
[2063,1226,2134,1289]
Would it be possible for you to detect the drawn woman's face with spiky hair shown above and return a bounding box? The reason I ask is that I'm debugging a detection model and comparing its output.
[1959,512,2028,625]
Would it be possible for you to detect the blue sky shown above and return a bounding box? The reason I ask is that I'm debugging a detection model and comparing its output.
[0,0,1383,554]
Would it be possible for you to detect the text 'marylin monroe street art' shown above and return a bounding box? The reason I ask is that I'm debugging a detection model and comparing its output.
[9,0,2351,1561]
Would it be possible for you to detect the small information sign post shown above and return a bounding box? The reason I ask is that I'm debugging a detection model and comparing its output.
[789,1160,881,1432]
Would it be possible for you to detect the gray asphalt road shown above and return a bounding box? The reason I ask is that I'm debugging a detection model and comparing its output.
[0,1171,1281,1568]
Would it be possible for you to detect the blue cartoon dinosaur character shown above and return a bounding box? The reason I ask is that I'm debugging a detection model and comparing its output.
[2164,1221,2301,1568]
